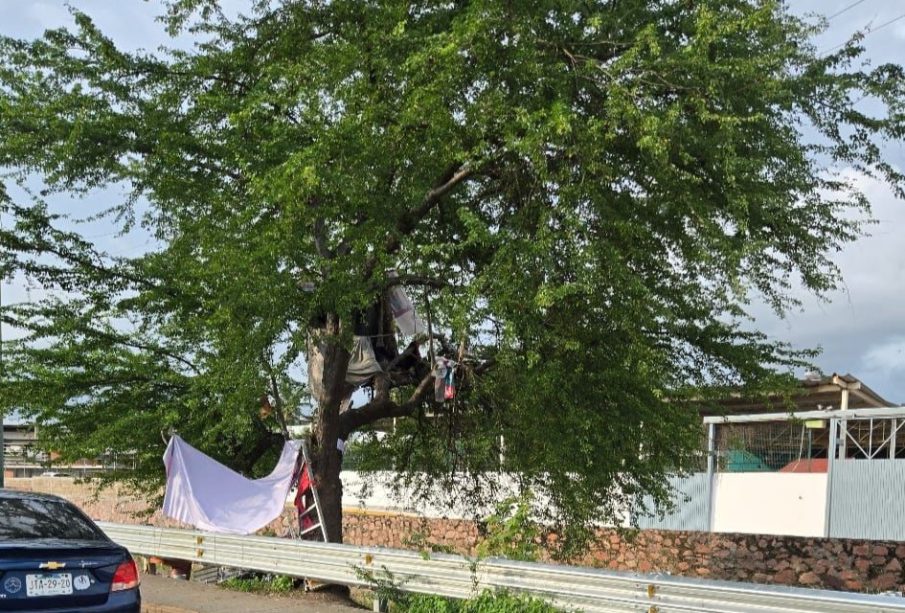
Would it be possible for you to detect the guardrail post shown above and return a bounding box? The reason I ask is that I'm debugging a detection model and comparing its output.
[373,596,388,612]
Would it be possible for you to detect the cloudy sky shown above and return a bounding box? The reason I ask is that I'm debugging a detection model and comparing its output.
[752,0,905,403]
[1,1,904,402]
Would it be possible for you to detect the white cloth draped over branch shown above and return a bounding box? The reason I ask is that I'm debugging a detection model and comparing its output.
[162,435,301,534]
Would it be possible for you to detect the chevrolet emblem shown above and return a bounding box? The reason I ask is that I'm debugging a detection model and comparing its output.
[39,562,66,570]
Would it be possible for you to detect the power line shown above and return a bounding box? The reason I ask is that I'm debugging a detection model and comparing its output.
[821,10,905,54]
[871,10,905,33]
[827,0,870,21]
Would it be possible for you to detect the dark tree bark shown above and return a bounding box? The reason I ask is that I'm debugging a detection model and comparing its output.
[310,443,344,543]
[309,315,350,544]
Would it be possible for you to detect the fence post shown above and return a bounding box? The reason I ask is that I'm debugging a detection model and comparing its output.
[706,422,716,532]
[824,417,838,538]
[891,419,897,459]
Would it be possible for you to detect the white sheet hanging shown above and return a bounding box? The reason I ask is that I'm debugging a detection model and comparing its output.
[387,270,426,337]
[162,435,301,534]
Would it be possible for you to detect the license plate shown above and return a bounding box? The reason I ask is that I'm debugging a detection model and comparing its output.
[25,573,73,597]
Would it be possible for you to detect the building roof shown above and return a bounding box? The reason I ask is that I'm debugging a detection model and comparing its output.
[700,373,895,416]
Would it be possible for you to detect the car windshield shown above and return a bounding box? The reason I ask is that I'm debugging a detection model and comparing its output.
[0,498,106,540]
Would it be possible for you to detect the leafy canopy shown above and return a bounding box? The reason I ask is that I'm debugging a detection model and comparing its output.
[0,0,903,550]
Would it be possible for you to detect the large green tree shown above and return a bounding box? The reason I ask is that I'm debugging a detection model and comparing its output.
[1,1,903,551]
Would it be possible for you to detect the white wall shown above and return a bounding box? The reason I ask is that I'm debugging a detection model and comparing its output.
[336,470,832,538]
[712,473,828,537]
[338,471,520,519]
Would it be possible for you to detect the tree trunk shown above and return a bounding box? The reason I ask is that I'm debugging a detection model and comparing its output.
[310,315,350,544]
[311,436,344,543]
[309,441,351,597]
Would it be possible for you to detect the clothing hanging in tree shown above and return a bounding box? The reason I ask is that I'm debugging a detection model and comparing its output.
[433,357,457,402]
[387,271,426,337]
[345,336,384,386]
[444,364,456,400]
[308,334,385,406]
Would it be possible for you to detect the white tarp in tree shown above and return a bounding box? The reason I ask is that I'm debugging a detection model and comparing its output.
[387,277,426,337]
[162,435,301,534]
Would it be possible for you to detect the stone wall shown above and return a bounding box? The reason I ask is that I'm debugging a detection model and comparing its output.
[343,510,482,553]
[7,478,905,594]
[578,530,904,593]
[338,510,905,594]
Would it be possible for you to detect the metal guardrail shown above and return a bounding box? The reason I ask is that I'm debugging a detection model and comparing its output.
[99,522,905,613]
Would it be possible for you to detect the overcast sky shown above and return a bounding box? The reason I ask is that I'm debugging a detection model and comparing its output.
[1,1,903,402]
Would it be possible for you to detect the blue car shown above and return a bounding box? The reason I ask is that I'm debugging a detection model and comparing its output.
[0,490,140,612]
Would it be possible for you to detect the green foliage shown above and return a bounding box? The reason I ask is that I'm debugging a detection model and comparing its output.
[221,574,296,594]
[477,494,541,562]
[401,590,568,613]
[356,565,568,613]
[354,565,410,607]
[403,595,461,613]
[0,0,903,545]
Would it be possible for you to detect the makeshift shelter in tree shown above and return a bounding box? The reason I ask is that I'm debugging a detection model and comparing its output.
[1,0,903,552]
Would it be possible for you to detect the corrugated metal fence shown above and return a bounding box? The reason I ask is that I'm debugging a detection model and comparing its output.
[635,473,710,532]
[829,459,905,540]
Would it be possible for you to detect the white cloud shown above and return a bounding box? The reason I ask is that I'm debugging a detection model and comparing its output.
[862,337,905,377]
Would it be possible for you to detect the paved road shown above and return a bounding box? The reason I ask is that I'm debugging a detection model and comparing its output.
[141,574,366,613]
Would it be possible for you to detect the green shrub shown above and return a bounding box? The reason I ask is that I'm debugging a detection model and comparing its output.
[401,590,569,613]
[405,594,462,613]
[221,573,295,594]
[476,493,541,563]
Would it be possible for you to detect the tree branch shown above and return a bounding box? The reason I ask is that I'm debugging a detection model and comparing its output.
[312,214,332,259]
[262,355,291,440]
[234,430,285,475]
[362,163,475,280]
[399,163,473,235]
[338,372,434,438]
[66,324,202,376]
[475,356,497,375]
[386,275,450,290]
